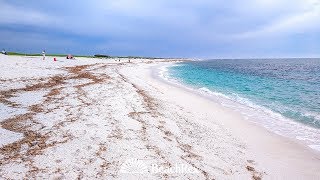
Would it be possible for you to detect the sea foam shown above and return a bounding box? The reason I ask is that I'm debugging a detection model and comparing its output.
[158,61,320,152]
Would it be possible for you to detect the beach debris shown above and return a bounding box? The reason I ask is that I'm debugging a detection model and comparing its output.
[246,165,263,180]
[1,49,7,55]
[66,54,74,59]
[246,165,255,172]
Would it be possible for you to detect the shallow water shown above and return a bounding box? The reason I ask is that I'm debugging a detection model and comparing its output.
[161,58,320,151]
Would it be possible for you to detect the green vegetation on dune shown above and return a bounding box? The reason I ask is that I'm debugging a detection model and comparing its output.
[7,52,42,56]
[6,52,182,59]
[95,54,178,59]
[7,52,93,58]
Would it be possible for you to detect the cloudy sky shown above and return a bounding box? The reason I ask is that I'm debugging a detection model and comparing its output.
[0,0,319,58]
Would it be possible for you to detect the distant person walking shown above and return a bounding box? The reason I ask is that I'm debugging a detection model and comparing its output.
[42,50,46,60]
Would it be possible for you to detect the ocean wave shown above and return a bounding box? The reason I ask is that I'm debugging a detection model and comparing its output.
[158,65,169,81]
[198,87,231,100]
[157,65,320,152]
[303,111,320,122]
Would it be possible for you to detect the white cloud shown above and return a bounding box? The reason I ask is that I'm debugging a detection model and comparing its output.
[1,0,319,40]
[92,0,200,27]
[0,0,58,26]
[0,0,319,57]
[0,30,76,53]
[232,0,320,39]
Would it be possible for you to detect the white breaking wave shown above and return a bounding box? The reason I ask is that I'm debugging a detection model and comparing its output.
[156,64,320,152]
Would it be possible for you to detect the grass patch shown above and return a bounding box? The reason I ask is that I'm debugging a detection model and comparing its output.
[7,52,93,58]
[6,52,183,60]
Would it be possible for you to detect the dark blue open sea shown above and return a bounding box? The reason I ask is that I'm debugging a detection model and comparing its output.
[159,58,320,151]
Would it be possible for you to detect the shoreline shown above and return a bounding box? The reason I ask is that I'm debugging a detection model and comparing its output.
[142,62,320,178]
[1,55,319,179]
[154,62,320,154]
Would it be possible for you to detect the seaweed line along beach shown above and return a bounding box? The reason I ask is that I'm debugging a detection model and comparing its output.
[0,55,320,179]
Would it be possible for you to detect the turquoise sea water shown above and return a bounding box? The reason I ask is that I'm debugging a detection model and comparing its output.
[161,58,320,150]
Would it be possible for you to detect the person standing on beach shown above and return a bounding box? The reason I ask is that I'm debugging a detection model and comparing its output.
[42,50,46,60]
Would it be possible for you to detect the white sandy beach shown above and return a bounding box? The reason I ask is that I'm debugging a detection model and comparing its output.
[0,55,319,179]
